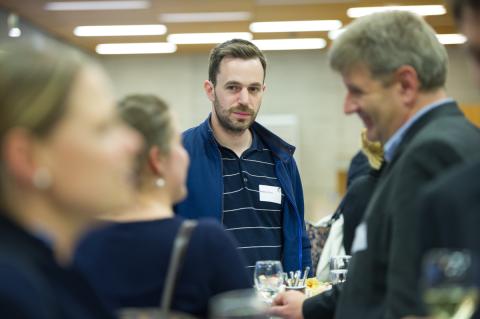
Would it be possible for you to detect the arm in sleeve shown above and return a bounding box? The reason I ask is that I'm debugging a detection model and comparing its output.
[288,158,312,272]
[302,284,342,319]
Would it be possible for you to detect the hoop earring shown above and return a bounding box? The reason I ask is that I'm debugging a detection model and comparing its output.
[32,167,52,190]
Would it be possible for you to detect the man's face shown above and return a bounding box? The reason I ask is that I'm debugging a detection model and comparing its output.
[341,64,405,144]
[460,7,480,86]
[207,57,265,133]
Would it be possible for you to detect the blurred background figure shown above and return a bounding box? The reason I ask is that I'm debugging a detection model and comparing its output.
[412,1,480,318]
[308,130,382,280]
[0,43,141,318]
[74,94,251,319]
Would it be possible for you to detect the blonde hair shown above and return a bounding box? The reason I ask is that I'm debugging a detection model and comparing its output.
[0,44,85,138]
[0,43,90,206]
[118,94,174,181]
[361,130,383,170]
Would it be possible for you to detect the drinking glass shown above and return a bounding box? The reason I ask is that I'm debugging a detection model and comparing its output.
[422,249,479,319]
[329,255,351,284]
[254,260,284,304]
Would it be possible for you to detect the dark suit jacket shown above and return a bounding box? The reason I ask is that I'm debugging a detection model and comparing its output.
[0,213,114,319]
[303,101,480,319]
[342,169,381,255]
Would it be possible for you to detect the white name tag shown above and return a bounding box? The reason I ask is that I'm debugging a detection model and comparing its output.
[259,185,282,204]
[351,222,368,254]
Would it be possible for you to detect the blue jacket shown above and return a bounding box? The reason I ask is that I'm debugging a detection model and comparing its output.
[175,116,312,273]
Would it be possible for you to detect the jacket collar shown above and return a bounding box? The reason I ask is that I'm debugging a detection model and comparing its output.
[388,100,462,167]
[199,114,296,162]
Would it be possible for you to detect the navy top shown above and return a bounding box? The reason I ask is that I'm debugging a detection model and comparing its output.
[0,213,114,319]
[219,130,283,277]
[74,216,251,318]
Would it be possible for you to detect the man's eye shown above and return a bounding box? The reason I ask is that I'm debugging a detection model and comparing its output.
[249,87,260,93]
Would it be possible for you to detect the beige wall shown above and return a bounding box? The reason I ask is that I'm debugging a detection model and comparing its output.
[99,47,480,222]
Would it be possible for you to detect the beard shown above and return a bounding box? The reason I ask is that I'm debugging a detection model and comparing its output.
[213,94,259,133]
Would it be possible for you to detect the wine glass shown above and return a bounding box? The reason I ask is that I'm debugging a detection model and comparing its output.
[422,249,479,319]
[329,255,351,284]
[254,260,284,304]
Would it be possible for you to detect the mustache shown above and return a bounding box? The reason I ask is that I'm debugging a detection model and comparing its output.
[230,105,254,115]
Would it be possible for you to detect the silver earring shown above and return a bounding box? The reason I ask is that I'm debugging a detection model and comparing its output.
[155,178,165,188]
[32,167,52,190]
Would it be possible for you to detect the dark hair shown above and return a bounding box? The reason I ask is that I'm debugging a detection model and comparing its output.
[118,94,173,176]
[208,39,267,86]
[449,0,480,21]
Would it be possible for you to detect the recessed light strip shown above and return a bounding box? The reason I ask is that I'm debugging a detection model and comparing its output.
[252,38,326,51]
[74,25,167,37]
[436,34,466,45]
[159,12,252,23]
[347,5,446,18]
[250,20,342,33]
[96,42,176,54]
[45,1,150,11]
[167,32,252,44]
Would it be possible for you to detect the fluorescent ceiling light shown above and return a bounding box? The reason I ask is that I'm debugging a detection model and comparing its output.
[347,5,446,18]
[45,1,149,11]
[8,27,21,38]
[159,12,252,23]
[250,20,342,33]
[167,32,253,44]
[328,28,346,40]
[74,25,166,37]
[252,38,326,50]
[96,42,176,54]
[436,34,466,45]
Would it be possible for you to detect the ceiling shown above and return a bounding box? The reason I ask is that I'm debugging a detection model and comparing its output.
[0,0,456,55]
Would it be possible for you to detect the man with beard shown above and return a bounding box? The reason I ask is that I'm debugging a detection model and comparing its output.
[175,39,311,280]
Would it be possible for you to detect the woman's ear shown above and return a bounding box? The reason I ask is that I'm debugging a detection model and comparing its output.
[2,128,39,188]
[147,145,165,176]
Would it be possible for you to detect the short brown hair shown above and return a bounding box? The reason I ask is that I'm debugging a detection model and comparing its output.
[208,39,267,86]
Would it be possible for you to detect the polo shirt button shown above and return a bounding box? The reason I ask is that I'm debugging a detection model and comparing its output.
[243,177,248,183]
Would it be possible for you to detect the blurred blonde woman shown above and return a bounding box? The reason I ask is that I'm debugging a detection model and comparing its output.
[74,94,251,318]
[0,44,141,318]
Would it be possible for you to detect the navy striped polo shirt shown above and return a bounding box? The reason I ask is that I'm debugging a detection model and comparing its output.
[218,130,284,278]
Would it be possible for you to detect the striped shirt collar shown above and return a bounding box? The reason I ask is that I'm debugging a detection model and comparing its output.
[208,115,263,152]
[383,97,454,162]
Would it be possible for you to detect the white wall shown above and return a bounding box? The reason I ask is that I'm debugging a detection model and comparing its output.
[98,47,480,222]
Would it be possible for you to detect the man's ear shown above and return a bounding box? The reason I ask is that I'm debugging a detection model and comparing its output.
[394,65,419,107]
[204,80,215,103]
[2,128,39,187]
